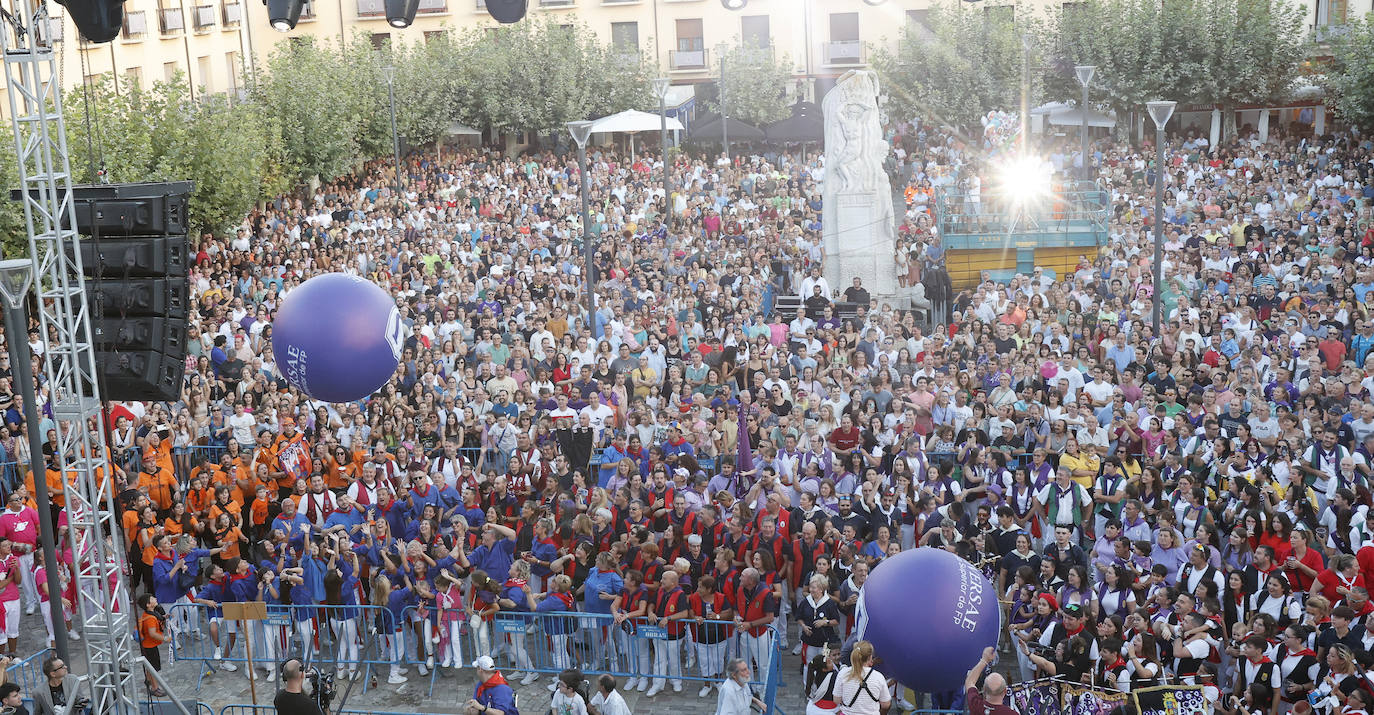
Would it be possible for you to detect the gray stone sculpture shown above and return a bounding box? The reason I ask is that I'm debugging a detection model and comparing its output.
[822,69,898,301]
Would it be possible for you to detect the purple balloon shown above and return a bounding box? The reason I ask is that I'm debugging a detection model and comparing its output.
[854,548,1000,692]
[272,273,402,403]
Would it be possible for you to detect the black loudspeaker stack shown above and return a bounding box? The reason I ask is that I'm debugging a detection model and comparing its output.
[72,181,194,402]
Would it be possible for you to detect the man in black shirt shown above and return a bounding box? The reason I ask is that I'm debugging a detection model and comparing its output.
[274,659,325,715]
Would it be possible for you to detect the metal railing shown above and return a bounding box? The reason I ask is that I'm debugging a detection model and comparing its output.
[170,603,781,706]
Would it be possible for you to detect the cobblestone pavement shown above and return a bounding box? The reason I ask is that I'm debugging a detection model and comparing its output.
[32,622,1014,713]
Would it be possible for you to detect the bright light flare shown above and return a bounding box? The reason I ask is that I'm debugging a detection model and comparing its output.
[995,154,1052,205]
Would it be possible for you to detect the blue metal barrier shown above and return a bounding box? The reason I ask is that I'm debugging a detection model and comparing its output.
[6,647,50,696]
[174,603,781,709]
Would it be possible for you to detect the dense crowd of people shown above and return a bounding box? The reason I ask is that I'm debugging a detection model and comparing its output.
[2,112,1374,715]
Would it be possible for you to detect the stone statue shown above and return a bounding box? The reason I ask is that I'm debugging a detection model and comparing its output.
[822,70,898,301]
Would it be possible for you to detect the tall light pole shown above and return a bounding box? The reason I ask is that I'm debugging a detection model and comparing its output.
[1147,100,1176,338]
[652,77,672,230]
[1074,65,1096,186]
[0,259,67,663]
[719,48,730,161]
[567,120,597,338]
[382,66,402,202]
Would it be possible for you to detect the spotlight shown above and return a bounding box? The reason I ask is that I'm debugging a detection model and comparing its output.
[996,154,1051,205]
[264,0,303,31]
[55,0,126,43]
[721,0,746,9]
[385,0,418,27]
[485,0,526,23]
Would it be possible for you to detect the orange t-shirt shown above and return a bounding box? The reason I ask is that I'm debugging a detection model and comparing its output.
[139,611,164,649]
[251,497,272,526]
[208,500,242,529]
[139,469,178,511]
[122,509,142,546]
[138,526,158,566]
[164,517,198,537]
[216,527,242,561]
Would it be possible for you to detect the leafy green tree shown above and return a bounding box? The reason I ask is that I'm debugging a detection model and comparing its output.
[392,33,466,149]
[708,40,795,126]
[254,35,370,183]
[451,17,652,134]
[871,1,1035,133]
[0,148,26,259]
[1325,19,1374,130]
[1048,0,1303,140]
[66,75,278,236]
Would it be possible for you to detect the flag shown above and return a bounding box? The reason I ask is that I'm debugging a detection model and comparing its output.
[735,403,753,499]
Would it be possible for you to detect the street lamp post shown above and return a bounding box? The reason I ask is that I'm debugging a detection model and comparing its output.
[1074,65,1096,186]
[382,66,402,202]
[567,120,597,338]
[0,259,67,663]
[652,77,672,230]
[1146,100,1177,338]
[719,49,729,161]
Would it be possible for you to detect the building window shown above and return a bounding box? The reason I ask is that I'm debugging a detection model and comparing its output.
[906,9,928,29]
[226,51,239,94]
[984,4,1013,24]
[610,21,638,52]
[125,66,142,87]
[424,30,447,43]
[163,61,178,82]
[371,31,390,50]
[829,12,858,42]
[675,18,703,51]
[740,14,768,50]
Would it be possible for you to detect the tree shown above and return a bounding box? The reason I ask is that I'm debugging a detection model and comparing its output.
[451,17,652,134]
[1048,0,1303,140]
[253,36,371,183]
[1325,19,1374,130]
[708,40,795,126]
[870,1,1035,133]
[392,34,467,149]
[67,75,280,236]
[0,148,26,259]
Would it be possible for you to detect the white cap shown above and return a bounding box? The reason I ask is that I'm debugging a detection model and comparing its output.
[472,655,496,670]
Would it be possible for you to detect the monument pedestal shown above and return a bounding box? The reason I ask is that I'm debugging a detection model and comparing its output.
[821,70,899,304]
[824,192,898,299]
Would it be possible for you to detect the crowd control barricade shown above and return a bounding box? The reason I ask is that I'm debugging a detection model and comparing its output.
[6,648,49,697]
[170,602,406,695]
[171,603,784,710]
[466,610,778,689]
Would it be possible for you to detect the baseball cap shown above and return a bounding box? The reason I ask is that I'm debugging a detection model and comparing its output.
[1062,604,1085,618]
[472,655,496,670]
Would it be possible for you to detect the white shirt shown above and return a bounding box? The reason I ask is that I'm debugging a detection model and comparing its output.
[832,667,890,715]
[589,689,632,715]
[715,677,755,715]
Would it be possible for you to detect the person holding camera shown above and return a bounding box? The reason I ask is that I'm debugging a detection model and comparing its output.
[273,658,324,715]
[31,656,86,715]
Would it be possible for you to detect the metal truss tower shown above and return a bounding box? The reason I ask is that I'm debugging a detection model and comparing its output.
[0,5,140,712]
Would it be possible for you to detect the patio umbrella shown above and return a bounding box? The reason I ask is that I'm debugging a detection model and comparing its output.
[689,113,765,141]
[764,101,823,143]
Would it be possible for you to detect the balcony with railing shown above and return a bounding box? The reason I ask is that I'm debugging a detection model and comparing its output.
[475,0,486,10]
[823,40,863,66]
[358,0,384,16]
[417,0,447,13]
[299,0,315,20]
[1313,22,1350,43]
[158,7,184,34]
[123,9,148,38]
[539,0,574,6]
[221,1,241,24]
[669,46,707,71]
[193,5,215,29]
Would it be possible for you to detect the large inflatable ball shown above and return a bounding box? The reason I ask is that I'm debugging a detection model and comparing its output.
[853,548,1000,692]
[272,273,402,403]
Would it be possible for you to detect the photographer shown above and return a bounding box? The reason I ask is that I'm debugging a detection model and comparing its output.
[273,659,324,715]
[31,657,85,715]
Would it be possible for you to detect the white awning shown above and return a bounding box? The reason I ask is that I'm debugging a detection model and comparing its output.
[445,122,482,136]
[588,109,685,134]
